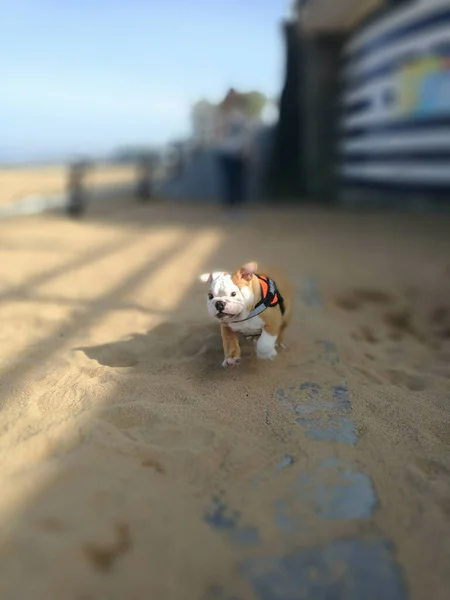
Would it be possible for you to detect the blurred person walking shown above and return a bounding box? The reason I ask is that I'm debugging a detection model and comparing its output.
[215,89,253,214]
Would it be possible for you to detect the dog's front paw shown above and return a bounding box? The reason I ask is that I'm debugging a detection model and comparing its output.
[257,347,277,361]
[276,343,288,350]
[222,357,241,369]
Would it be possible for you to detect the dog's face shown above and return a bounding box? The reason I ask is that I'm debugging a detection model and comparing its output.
[200,263,257,324]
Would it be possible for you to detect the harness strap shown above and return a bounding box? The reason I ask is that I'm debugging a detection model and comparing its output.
[233,274,285,323]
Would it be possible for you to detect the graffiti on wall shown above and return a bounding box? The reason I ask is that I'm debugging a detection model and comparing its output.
[397,54,450,117]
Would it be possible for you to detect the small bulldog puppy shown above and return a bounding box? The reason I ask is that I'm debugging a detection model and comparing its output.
[200,261,293,368]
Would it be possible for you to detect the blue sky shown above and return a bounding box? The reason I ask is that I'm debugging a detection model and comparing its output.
[3,0,289,162]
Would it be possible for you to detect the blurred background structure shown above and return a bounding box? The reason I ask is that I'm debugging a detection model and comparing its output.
[1,0,449,213]
[292,0,450,205]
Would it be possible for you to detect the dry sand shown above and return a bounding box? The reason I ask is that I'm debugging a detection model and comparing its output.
[0,200,449,600]
[0,165,136,206]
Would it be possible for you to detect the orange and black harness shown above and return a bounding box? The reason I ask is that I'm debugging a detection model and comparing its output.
[234,274,285,323]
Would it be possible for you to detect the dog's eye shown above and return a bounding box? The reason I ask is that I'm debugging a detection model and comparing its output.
[231,292,237,297]
[208,293,213,300]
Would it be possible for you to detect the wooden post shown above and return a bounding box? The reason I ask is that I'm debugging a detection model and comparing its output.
[135,156,154,201]
[66,160,89,216]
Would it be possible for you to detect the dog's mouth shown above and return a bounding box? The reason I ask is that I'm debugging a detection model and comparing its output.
[216,312,236,320]
[216,311,243,321]
[216,312,231,319]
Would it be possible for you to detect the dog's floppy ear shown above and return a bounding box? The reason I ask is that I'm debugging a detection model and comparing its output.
[239,261,258,282]
[199,271,226,284]
[200,273,213,283]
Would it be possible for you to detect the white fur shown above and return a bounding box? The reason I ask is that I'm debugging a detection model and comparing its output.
[200,271,226,284]
[200,272,254,324]
[229,315,263,336]
[256,330,278,361]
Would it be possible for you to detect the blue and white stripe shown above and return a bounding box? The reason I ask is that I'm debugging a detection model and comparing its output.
[339,0,450,195]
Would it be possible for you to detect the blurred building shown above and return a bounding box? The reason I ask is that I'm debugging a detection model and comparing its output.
[261,99,279,125]
[280,0,450,204]
[191,100,218,148]
[161,91,275,201]
[191,89,269,149]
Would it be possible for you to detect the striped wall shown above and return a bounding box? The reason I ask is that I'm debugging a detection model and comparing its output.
[339,0,450,197]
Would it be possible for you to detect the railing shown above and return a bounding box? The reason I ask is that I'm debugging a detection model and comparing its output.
[0,160,164,220]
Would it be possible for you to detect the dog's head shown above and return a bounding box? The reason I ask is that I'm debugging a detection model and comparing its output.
[200,262,258,324]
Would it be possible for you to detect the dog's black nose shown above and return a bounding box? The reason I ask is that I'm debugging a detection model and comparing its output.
[215,300,225,312]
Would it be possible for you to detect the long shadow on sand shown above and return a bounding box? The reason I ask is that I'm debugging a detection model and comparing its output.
[4,204,446,598]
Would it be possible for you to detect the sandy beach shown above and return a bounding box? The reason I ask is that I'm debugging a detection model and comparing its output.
[0,199,449,599]
[0,165,136,206]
